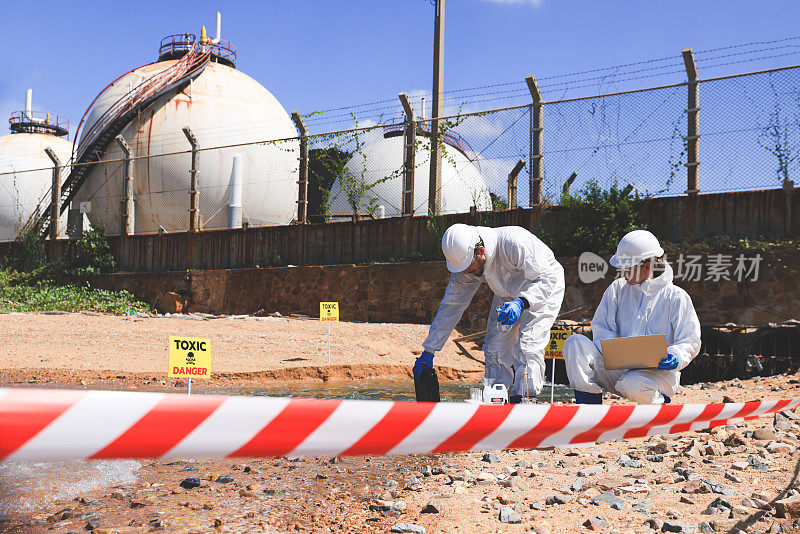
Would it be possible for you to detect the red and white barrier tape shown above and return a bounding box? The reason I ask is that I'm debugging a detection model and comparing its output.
[1,388,797,461]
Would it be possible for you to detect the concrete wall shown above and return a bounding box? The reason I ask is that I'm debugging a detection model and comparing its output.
[4,187,797,273]
[91,248,800,330]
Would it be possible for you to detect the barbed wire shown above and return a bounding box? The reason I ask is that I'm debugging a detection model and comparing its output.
[302,35,800,128]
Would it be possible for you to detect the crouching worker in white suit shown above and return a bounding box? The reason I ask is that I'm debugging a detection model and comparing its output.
[414,224,565,403]
[564,230,701,405]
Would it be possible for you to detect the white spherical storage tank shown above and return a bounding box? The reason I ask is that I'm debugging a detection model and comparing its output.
[327,130,492,218]
[75,45,298,234]
[0,131,72,242]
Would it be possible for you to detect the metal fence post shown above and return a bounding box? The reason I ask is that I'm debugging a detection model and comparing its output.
[291,111,309,224]
[562,172,578,197]
[683,47,700,196]
[115,135,135,236]
[182,127,199,231]
[526,74,543,205]
[45,147,60,241]
[399,92,416,216]
[508,159,525,210]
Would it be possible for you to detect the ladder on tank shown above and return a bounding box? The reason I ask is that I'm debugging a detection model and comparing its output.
[21,40,212,239]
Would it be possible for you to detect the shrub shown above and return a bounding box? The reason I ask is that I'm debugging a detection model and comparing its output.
[13,227,46,272]
[56,227,116,277]
[546,180,647,256]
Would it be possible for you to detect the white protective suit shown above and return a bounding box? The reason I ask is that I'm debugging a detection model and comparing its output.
[422,226,565,398]
[563,261,701,404]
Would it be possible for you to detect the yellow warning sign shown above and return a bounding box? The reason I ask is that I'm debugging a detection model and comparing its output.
[320,302,339,323]
[545,329,572,359]
[168,336,211,378]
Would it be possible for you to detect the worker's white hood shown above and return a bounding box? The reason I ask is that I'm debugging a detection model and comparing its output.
[633,260,674,297]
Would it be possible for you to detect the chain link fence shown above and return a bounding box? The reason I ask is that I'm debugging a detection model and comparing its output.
[2,65,799,240]
[699,67,800,193]
[69,138,300,234]
[310,123,405,222]
[541,85,687,200]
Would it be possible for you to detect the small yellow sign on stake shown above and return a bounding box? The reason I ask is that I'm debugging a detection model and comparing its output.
[545,329,572,360]
[545,329,572,404]
[319,302,339,322]
[168,336,211,395]
[320,302,339,365]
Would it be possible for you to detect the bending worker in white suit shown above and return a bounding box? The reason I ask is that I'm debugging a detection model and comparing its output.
[564,230,701,404]
[414,224,565,403]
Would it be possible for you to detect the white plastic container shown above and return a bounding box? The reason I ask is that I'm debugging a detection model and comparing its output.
[483,383,509,405]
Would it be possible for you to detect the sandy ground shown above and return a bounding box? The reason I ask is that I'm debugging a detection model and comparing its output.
[3,312,800,534]
[0,312,484,386]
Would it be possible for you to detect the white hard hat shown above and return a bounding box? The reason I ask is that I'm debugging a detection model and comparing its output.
[609,230,664,269]
[441,223,480,273]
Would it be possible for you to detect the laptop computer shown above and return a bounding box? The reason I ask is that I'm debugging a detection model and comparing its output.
[601,334,667,370]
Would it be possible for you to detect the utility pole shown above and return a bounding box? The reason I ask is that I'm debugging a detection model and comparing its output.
[428,0,444,217]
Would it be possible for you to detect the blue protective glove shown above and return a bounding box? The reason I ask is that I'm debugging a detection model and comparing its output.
[496,298,525,326]
[413,351,435,381]
[657,352,679,371]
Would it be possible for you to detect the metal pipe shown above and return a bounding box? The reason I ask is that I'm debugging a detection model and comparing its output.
[211,11,221,45]
[25,89,32,121]
[227,154,243,229]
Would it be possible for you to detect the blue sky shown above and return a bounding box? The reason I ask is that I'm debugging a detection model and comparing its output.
[3,1,800,207]
[3,0,800,136]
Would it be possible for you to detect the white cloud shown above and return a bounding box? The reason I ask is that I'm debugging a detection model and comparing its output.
[480,0,542,5]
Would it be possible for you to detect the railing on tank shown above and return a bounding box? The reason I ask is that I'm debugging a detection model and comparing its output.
[159,33,236,67]
[9,111,69,137]
[74,40,210,160]
[19,39,213,239]
[158,34,197,59]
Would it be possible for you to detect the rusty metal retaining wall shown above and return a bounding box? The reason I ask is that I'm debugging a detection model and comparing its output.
[644,186,799,242]
[0,187,796,272]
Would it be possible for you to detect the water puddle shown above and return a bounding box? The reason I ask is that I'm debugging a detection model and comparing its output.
[208,378,574,403]
[0,460,140,515]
